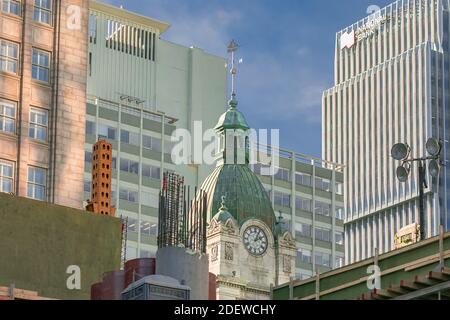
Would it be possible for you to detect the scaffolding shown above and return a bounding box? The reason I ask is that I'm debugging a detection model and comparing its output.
[157,172,207,254]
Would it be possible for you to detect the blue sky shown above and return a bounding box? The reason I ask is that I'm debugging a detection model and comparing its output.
[104,0,392,157]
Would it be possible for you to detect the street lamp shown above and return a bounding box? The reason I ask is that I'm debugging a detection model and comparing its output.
[391,138,443,241]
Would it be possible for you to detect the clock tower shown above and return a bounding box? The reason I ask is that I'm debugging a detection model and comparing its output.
[200,41,296,300]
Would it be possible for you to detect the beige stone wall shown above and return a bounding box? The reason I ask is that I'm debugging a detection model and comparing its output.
[0,0,88,209]
[52,0,88,208]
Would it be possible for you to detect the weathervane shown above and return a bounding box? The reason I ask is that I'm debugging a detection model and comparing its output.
[226,40,243,108]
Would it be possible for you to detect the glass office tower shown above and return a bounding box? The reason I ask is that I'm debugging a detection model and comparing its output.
[323,0,450,264]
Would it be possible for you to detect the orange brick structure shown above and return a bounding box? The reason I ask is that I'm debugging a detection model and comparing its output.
[86,140,116,216]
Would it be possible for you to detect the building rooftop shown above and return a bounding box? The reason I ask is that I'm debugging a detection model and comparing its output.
[90,0,171,34]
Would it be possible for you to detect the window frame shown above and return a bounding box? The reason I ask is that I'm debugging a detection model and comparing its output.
[32,48,50,83]
[27,166,47,201]
[1,0,21,17]
[0,39,19,74]
[33,0,52,26]
[29,107,48,142]
[0,159,14,194]
[0,100,16,134]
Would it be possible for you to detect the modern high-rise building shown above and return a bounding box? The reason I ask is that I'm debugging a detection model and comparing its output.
[323,0,450,265]
[0,0,88,209]
[84,1,227,259]
[252,148,345,279]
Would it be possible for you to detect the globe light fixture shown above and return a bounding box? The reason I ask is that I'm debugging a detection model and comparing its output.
[426,138,441,157]
[391,138,442,243]
[391,143,410,161]
[396,164,410,182]
[428,159,441,178]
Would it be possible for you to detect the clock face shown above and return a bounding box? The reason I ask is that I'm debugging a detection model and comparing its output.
[243,226,268,256]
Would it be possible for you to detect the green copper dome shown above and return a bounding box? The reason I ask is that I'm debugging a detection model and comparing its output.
[200,164,276,232]
[214,95,250,131]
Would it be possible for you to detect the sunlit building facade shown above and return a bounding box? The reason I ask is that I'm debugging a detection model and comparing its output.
[323,0,450,264]
[252,148,345,279]
[84,1,227,259]
[0,0,88,209]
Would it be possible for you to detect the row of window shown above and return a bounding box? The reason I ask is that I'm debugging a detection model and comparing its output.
[295,223,344,245]
[2,0,53,25]
[0,160,46,201]
[252,164,343,195]
[296,248,343,268]
[0,100,48,141]
[84,180,159,209]
[127,218,158,237]
[85,151,161,181]
[86,121,174,154]
[1,39,50,82]
[271,190,343,220]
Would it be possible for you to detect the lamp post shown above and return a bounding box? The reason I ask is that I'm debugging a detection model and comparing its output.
[391,138,442,241]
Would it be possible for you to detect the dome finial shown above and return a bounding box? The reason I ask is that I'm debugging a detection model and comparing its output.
[227,40,240,110]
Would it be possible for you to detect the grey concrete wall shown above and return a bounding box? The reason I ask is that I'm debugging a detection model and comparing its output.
[156,247,209,300]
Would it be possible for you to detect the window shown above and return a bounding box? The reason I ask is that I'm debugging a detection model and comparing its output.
[335,256,344,268]
[274,168,290,182]
[119,188,139,203]
[127,218,138,234]
[84,151,92,163]
[0,39,19,74]
[32,49,50,82]
[2,0,21,15]
[120,158,139,175]
[315,201,331,216]
[315,252,331,268]
[121,129,140,146]
[335,206,344,220]
[140,221,158,237]
[295,196,312,212]
[0,100,15,134]
[315,227,331,242]
[335,182,343,195]
[141,191,158,208]
[83,180,91,193]
[98,124,116,141]
[274,191,290,208]
[315,177,331,192]
[295,173,312,187]
[0,160,14,193]
[142,164,160,180]
[295,223,311,238]
[296,248,312,264]
[29,108,47,142]
[89,14,97,44]
[335,232,344,245]
[27,166,46,201]
[33,0,52,25]
[143,135,161,152]
[164,140,175,155]
[85,120,95,135]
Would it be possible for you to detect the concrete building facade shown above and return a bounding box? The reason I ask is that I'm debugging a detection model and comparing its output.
[252,149,345,280]
[323,0,450,265]
[83,1,227,260]
[0,0,88,209]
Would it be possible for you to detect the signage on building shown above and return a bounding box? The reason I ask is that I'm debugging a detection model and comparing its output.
[340,15,388,50]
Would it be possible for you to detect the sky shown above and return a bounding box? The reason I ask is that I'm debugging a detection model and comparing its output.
[103,0,392,157]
